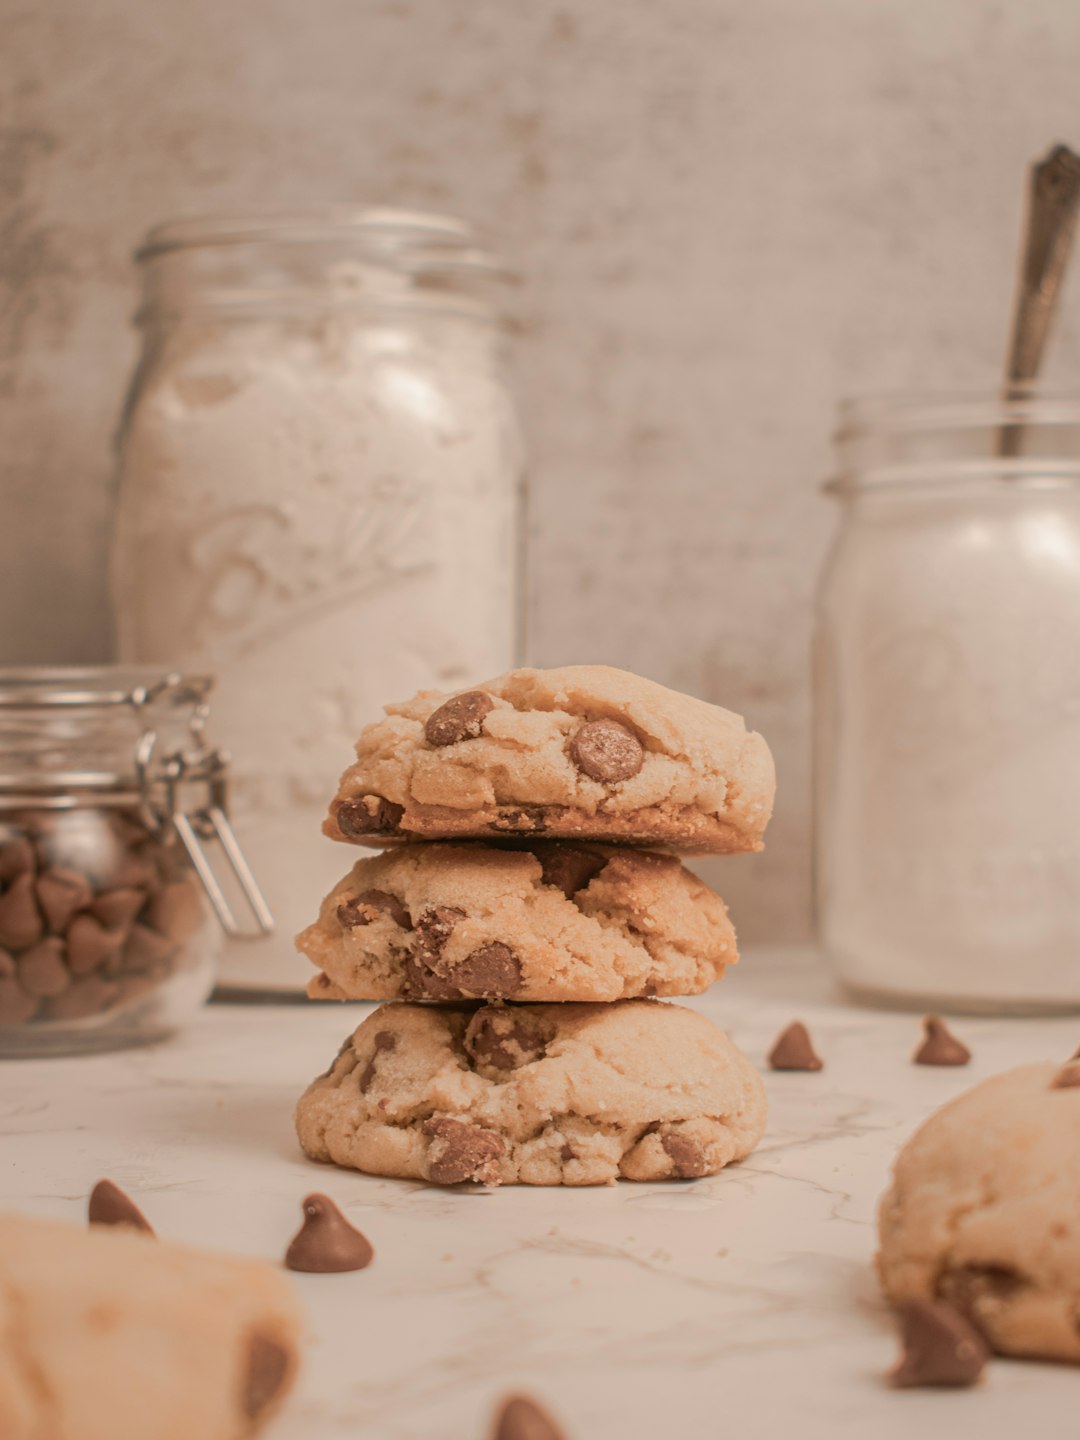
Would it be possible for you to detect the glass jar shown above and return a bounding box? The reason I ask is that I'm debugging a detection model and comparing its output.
[815,388,1080,1012]
[0,669,270,1055]
[110,210,524,994]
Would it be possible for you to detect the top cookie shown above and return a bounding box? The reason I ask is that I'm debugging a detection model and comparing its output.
[324,665,775,854]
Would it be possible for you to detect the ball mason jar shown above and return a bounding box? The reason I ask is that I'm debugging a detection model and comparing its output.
[815,389,1080,1012]
[110,210,524,993]
[0,669,270,1056]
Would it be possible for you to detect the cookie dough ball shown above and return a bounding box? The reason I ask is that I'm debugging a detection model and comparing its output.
[0,1212,302,1439]
[878,1062,1080,1363]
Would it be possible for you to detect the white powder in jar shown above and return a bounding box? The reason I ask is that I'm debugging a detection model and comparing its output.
[112,304,522,989]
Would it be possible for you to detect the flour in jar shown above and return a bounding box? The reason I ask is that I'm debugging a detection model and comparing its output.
[112,296,522,990]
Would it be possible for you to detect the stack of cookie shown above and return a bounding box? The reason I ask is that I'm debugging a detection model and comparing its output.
[294,665,775,1187]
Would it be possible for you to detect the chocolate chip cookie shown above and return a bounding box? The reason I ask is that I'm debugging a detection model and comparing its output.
[878,1062,1080,1363]
[323,665,775,854]
[0,1211,301,1439]
[299,841,738,1003]
[295,999,766,1186]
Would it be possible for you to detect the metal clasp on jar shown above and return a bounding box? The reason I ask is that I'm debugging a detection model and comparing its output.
[132,677,273,939]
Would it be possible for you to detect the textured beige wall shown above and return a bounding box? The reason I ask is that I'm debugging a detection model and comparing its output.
[4,0,1080,941]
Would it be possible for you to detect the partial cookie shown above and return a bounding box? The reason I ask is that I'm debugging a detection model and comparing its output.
[299,842,738,1003]
[878,1062,1080,1363]
[324,665,774,854]
[296,999,766,1187]
[0,1211,301,1440]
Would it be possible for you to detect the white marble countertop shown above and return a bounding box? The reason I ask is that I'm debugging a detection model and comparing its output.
[4,947,1079,1438]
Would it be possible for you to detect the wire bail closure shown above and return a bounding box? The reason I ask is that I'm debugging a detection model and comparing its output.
[130,675,274,939]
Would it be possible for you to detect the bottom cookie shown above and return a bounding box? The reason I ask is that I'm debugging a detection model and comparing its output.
[296,999,767,1187]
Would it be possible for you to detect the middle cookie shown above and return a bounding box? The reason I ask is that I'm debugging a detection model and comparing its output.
[298,842,738,1003]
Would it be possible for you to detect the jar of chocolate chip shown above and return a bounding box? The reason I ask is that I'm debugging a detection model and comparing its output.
[0,669,271,1055]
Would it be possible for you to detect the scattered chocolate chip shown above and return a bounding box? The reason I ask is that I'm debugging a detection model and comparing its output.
[18,939,70,998]
[243,1332,291,1419]
[284,1192,374,1272]
[1052,1061,1080,1088]
[336,796,405,837]
[422,1117,506,1185]
[661,1132,709,1179]
[0,871,44,951]
[359,1030,397,1091]
[767,1021,824,1071]
[66,914,124,976]
[493,1394,566,1440]
[424,690,495,747]
[568,718,644,784]
[537,846,607,900]
[337,888,411,930]
[891,1297,988,1388]
[35,867,92,933]
[453,943,523,998]
[89,886,146,931]
[88,1178,155,1234]
[487,807,548,834]
[465,1008,553,1071]
[914,1016,971,1067]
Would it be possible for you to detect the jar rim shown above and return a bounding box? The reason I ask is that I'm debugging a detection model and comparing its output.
[0,667,212,709]
[836,384,1080,438]
[135,206,512,279]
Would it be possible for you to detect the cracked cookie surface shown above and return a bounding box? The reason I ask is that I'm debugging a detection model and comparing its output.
[295,999,766,1187]
[878,1063,1080,1363]
[0,1212,301,1440]
[298,841,738,1003]
[324,665,775,854]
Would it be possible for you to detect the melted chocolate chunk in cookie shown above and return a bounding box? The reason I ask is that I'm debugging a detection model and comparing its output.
[424,690,495,747]
[537,846,607,900]
[243,1332,291,1419]
[359,1030,397,1091]
[336,796,405,837]
[661,1132,709,1179]
[569,718,644,784]
[465,1007,554,1071]
[422,1117,506,1185]
[337,888,411,930]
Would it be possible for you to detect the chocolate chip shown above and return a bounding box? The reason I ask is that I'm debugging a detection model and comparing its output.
[423,690,494,747]
[359,1030,397,1091]
[243,1332,291,1419]
[336,796,405,837]
[88,1178,155,1234]
[453,943,523,998]
[0,838,35,882]
[0,871,44,951]
[661,1132,709,1179]
[493,1394,566,1440]
[914,1016,971,1066]
[465,1008,553,1071]
[284,1192,374,1273]
[89,886,146,931]
[0,975,38,1025]
[337,888,411,930]
[768,1021,824,1071]
[560,1143,575,1162]
[122,923,175,973]
[537,846,607,900]
[1052,1061,1080,1089]
[66,914,124,975]
[568,718,644,784]
[18,939,70,998]
[891,1298,987,1388]
[421,1116,506,1185]
[487,807,548,834]
[35,867,92,933]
